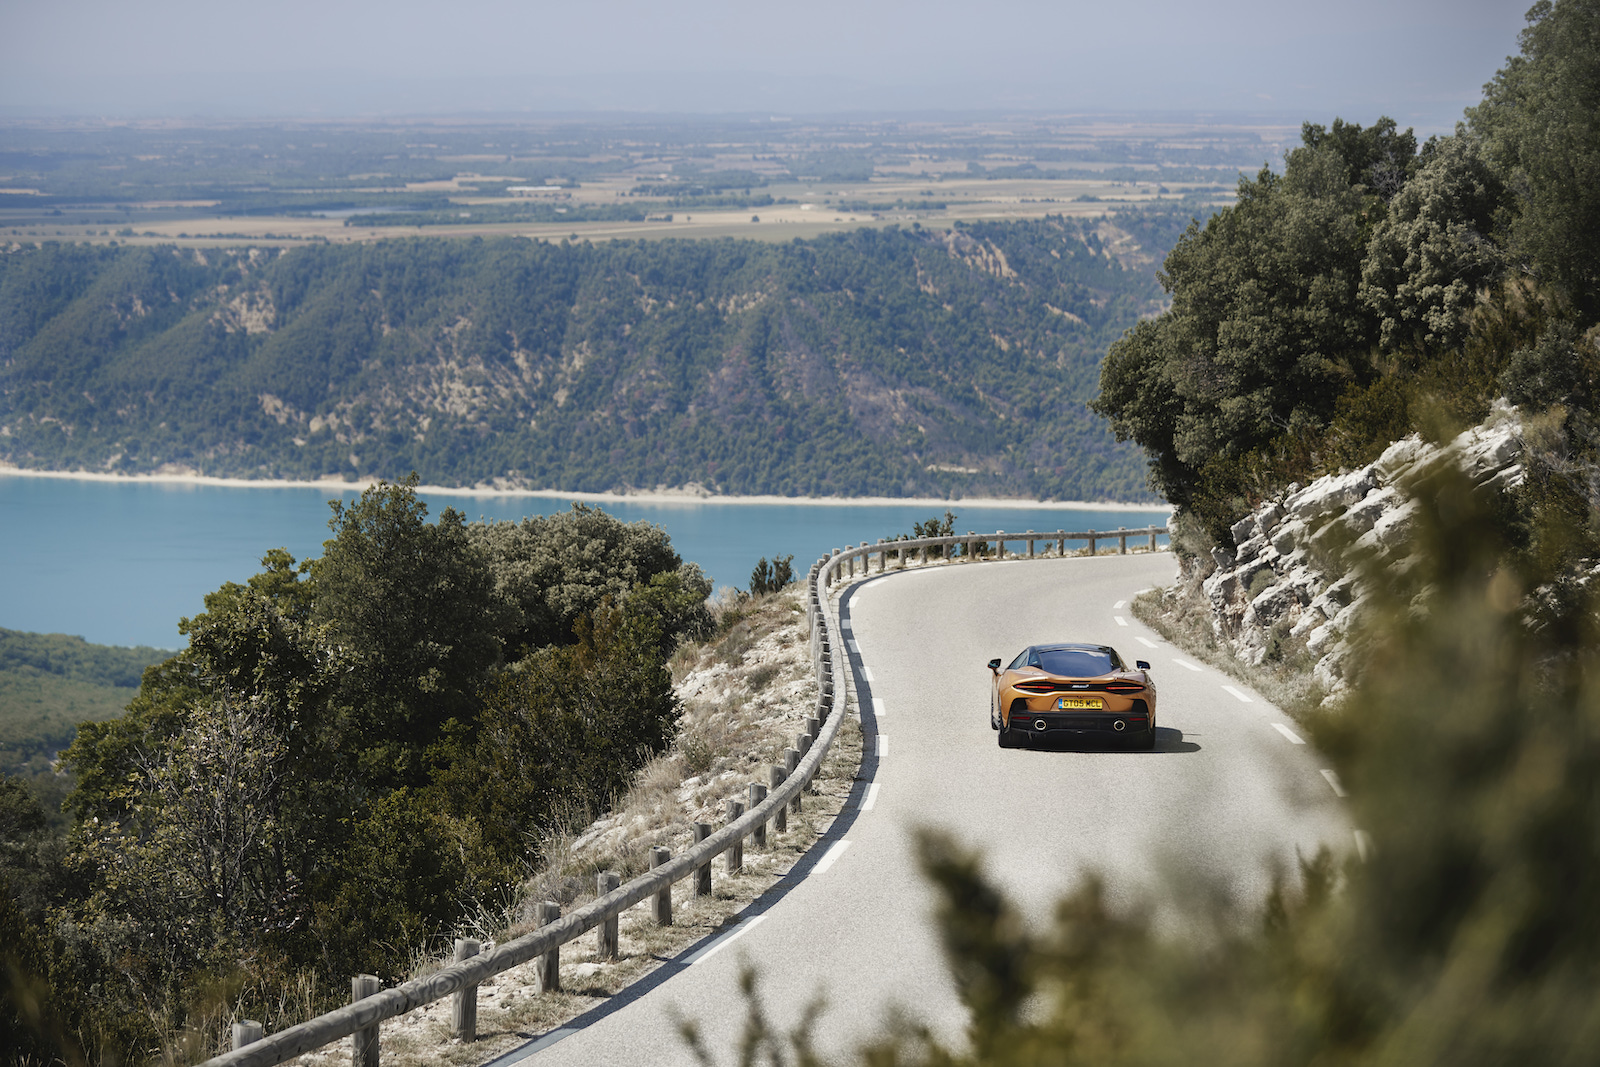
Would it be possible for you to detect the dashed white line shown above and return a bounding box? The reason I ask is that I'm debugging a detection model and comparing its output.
[692,914,768,965]
[861,782,881,811]
[872,696,886,719]
[847,639,860,654]
[1223,685,1254,703]
[812,839,852,875]
[1136,637,1158,649]
[877,734,889,758]
[840,619,852,631]
[1114,616,1128,627]
[1114,599,1127,609]
[1272,722,1305,744]
[863,666,875,683]
[1173,658,1203,672]
[1320,769,1346,797]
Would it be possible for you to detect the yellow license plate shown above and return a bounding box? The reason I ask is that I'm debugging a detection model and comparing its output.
[1057,697,1103,710]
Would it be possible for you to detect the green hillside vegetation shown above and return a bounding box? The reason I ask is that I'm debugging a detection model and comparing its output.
[1093,0,1600,544]
[0,630,169,822]
[1,480,716,1064]
[0,213,1200,502]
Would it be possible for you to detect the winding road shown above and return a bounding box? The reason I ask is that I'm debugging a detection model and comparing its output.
[511,553,1351,1066]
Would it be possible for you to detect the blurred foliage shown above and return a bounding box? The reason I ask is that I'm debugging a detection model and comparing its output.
[3,478,709,1064]
[1095,0,1600,541]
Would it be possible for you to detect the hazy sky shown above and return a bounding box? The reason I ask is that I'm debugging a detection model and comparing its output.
[0,0,1534,129]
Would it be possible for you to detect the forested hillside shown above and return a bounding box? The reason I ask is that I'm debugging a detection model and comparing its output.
[0,214,1186,502]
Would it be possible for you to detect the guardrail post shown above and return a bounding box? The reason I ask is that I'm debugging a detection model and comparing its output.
[231,1021,263,1050]
[876,539,885,573]
[997,536,1005,559]
[919,542,928,564]
[1088,533,1097,555]
[535,902,561,991]
[725,801,745,874]
[1027,534,1035,558]
[966,531,975,559]
[693,823,713,894]
[749,782,768,847]
[1119,526,1128,554]
[649,846,672,925]
[769,766,787,831]
[786,748,801,812]
[351,974,381,1067]
[1057,534,1065,555]
[1149,526,1158,550]
[451,938,480,1041]
[597,873,620,957]
[806,715,821,740]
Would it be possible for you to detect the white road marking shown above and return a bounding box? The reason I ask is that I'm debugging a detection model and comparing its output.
[692,914,768,965]
[863,666,875,683]
[1321,769,1346,797]
[1353,830,1373,862]
[877,735,889,758]
[1114,616,1128,627]
[847,639,860,654]
[812,840,852,875]
[1223,685,1254,703]
[1173,658,1203,672]
[872,696,886,719]
[840,619,852,631]
[1272,723,1306,744]
[861,782,881,811]
[1114,599,1127,609]
[1136,637,1158,648]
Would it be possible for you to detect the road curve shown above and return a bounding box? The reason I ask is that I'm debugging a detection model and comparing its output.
[517,553,1351,1066]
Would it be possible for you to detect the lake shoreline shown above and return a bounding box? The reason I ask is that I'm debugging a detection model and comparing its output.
[0,465,1171,514]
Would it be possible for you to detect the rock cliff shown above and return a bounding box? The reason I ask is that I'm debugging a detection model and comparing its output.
[1196,401,1525,702]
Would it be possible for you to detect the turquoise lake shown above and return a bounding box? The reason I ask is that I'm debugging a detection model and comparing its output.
[1,475,1169,649]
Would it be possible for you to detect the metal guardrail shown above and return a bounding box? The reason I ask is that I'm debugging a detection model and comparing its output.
[207,526,1167,1067]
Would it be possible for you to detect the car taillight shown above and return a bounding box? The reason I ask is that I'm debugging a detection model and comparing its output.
[1013,682,1055,693]
[1104,681,1145,693]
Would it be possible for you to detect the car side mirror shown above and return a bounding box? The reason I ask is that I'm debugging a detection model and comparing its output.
[1136,660,1151,671]
[987,658,1002,672]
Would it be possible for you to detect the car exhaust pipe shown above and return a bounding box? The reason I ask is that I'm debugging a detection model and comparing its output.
[1112,719,1127,732]
[1033,719,1047,732]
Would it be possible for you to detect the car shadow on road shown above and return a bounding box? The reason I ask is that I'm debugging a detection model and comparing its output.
[1016,727,1199,754]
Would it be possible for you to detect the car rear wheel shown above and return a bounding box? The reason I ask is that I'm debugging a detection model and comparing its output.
[997,724,1018,748]
[1135,723,1156,750]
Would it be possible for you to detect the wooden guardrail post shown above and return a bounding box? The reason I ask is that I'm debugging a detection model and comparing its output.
[693,823,713,894]
[231,1021,263,1051]
[786,748,801,813]
[535,902,561,992]
[351,974,380,1067]
[1088,532,1098,555]
[877,539,885,573]
[725,801,745,873]
[1027,533,1035,558]
[597,873,620,958]
[451,938,480,1041]
[769,765,787,832]
[649,847,672,925]
[749,783,768,847]
[1149,526,1159,550]
[1119,526,1128,554]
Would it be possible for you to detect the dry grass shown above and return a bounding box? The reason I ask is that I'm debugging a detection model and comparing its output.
[264,585,861,1067]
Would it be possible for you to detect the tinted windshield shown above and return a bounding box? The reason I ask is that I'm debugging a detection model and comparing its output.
[1034,648,1117,676]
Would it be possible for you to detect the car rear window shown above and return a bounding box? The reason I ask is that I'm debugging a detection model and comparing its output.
[1034,648,1117,676]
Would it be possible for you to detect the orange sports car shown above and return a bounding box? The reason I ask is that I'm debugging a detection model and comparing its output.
[988,642,1157,749]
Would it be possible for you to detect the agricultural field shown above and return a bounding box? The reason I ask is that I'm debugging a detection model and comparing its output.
[0,114,1292,246]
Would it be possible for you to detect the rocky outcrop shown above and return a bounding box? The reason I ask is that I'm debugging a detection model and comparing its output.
[1199,401,1525,701]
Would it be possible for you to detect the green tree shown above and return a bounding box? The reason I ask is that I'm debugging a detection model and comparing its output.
[1470,0,1600,322]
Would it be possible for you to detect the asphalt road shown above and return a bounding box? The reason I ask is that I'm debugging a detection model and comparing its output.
[517,553,1352,1066]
